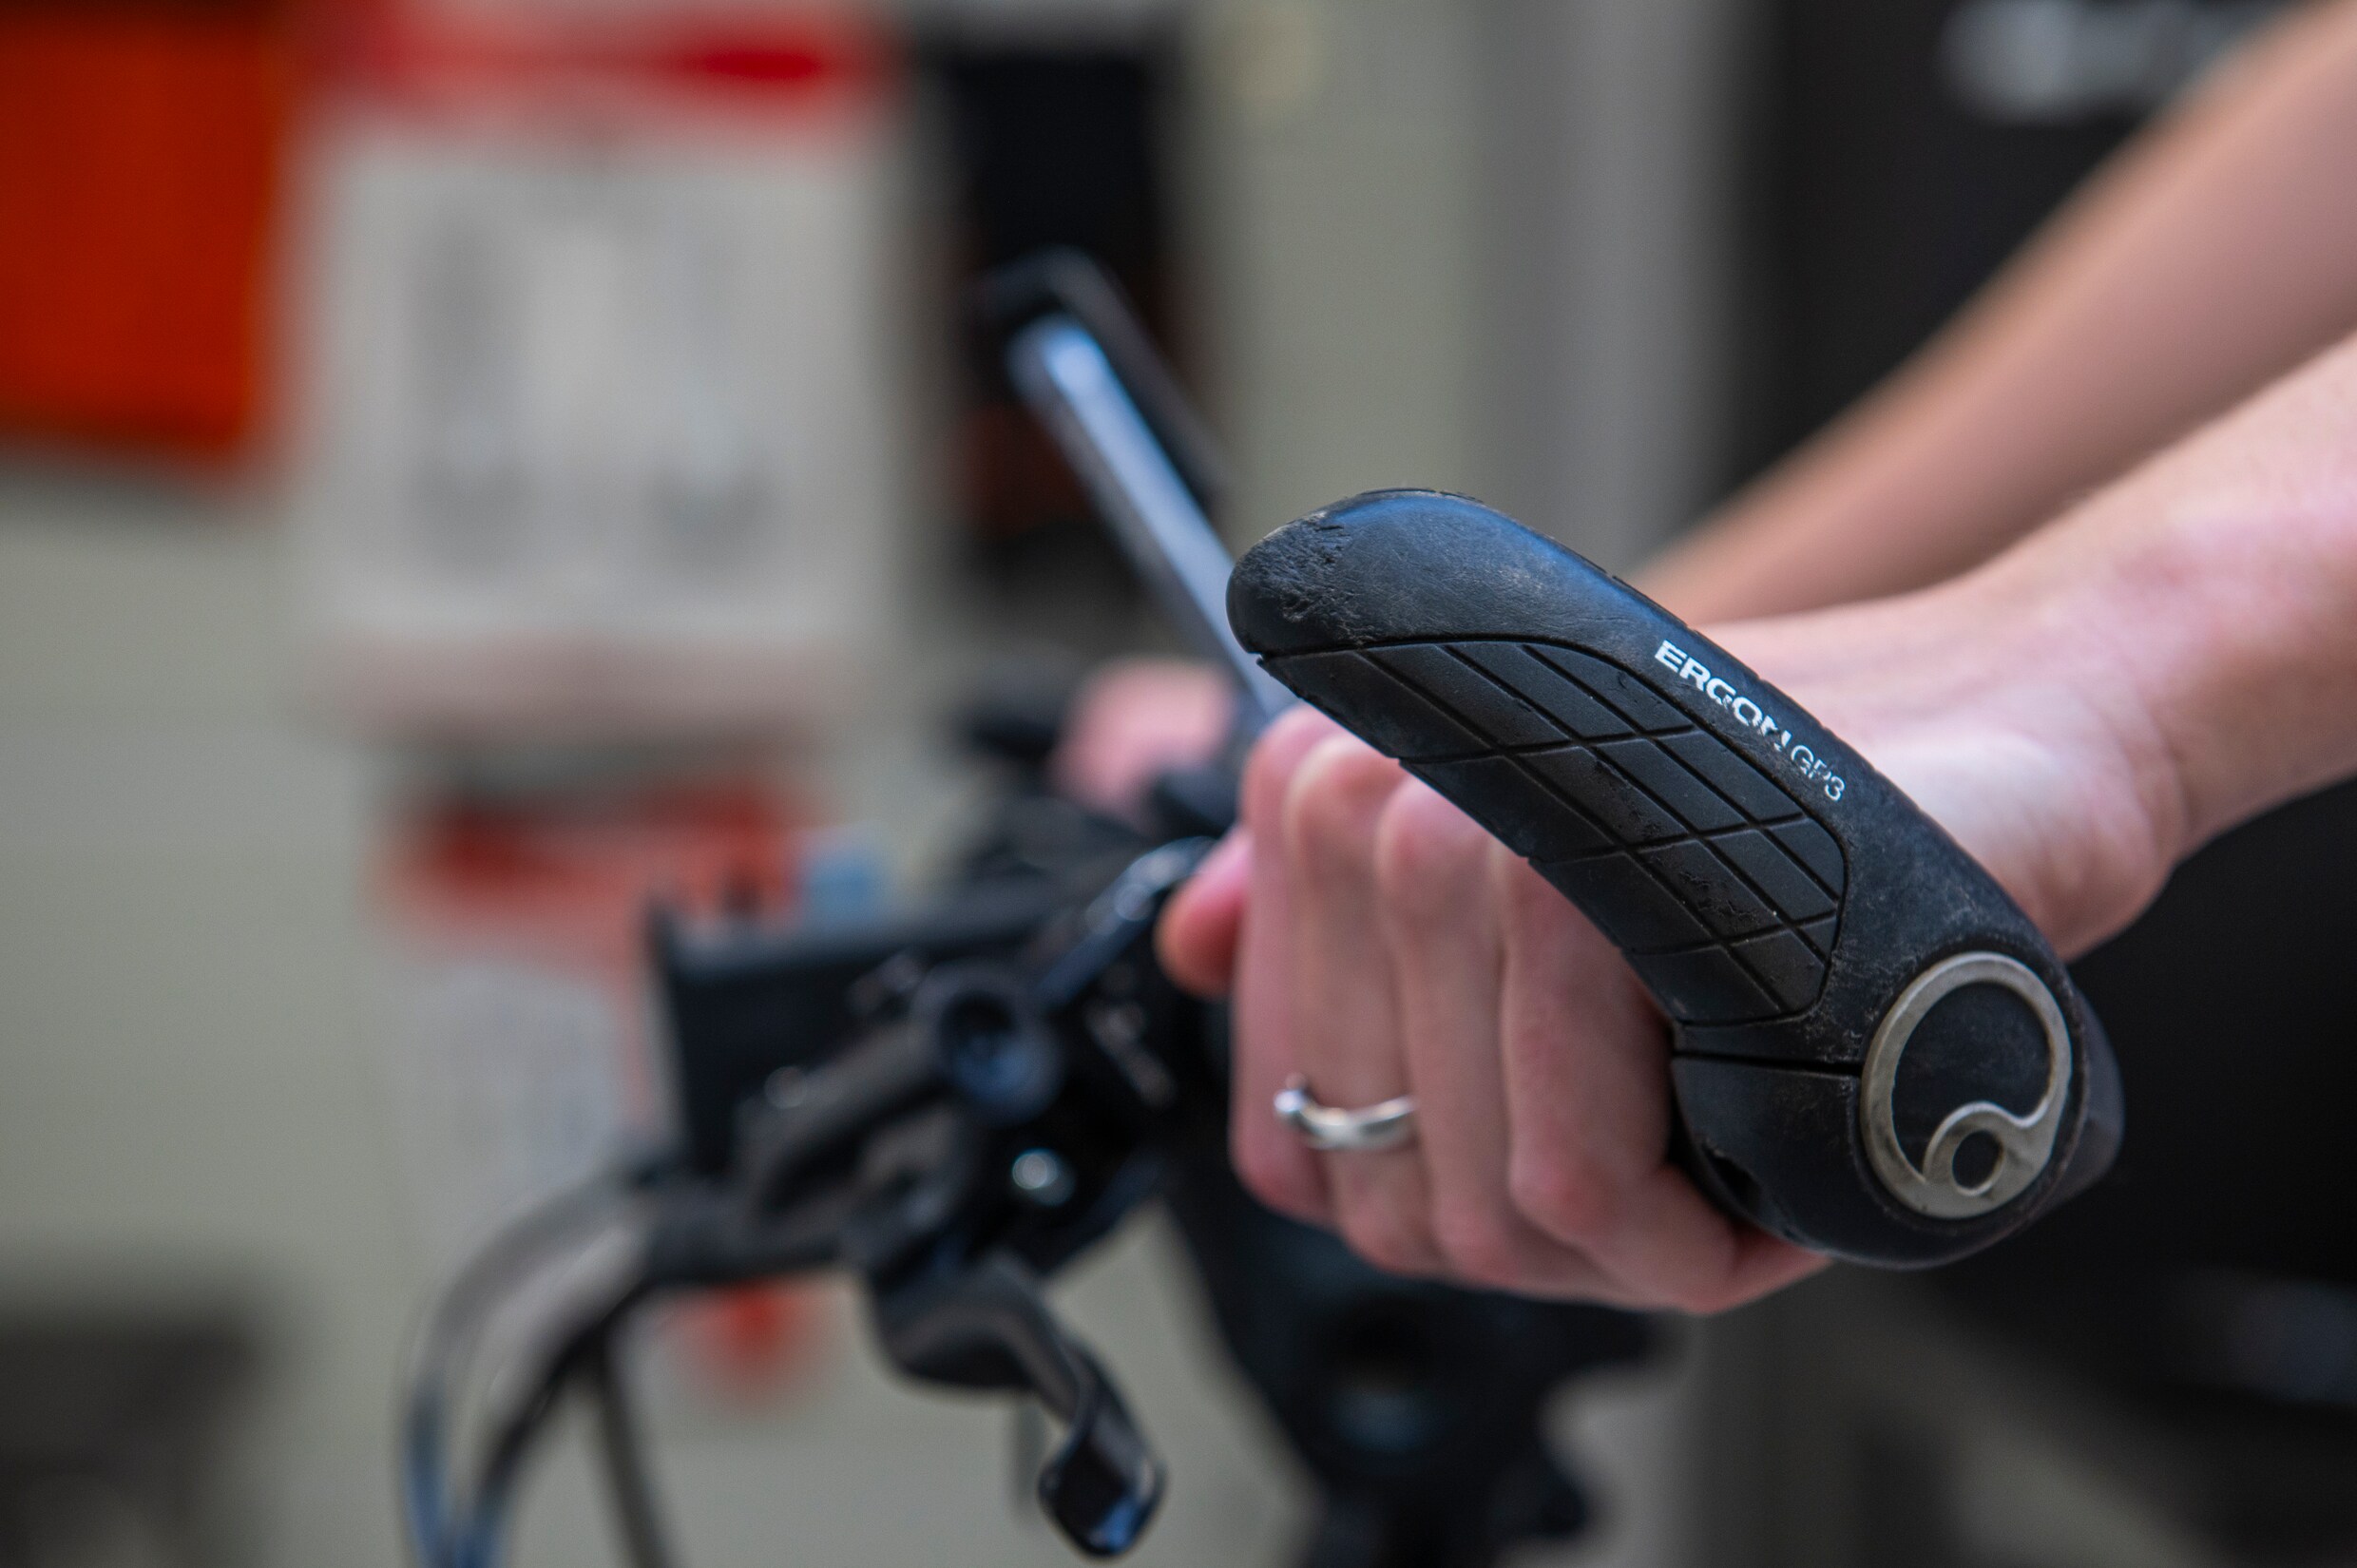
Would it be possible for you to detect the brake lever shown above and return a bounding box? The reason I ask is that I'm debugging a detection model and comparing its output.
[653,846,1200,1559]
[1228,489,2123,1266]
[872,1250,1163,1557]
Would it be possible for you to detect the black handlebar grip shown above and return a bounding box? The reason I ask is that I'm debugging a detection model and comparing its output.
[1228,490,2121,1267]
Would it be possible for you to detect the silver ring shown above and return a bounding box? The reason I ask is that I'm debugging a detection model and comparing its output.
[1274,1076,1418,1153]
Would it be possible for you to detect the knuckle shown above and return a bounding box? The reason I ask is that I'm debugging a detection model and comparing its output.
[1241,708,1338,831]
[1240,753,1285,832]
[1234,1131,1322,1221]
[1509,1150,1619,1245]
[1489,847,1567,924]
[1371,788,1483,922]
[1337,1201,1432,1277]
[1284,738,1397,874]
[1430,1202,1524,1290]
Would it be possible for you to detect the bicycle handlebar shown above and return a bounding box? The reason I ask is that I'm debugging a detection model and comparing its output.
[1228,489,2122,1266]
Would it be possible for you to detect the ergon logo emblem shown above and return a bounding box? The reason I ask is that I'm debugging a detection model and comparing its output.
[1654,640,1847,803]
[1861,952,2071,1218]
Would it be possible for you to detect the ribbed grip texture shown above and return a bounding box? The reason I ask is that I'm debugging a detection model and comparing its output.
[1227,490,2124,1266]
[1263,640,1848,1026]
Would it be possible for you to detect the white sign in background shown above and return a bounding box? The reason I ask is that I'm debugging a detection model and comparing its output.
[292,104,908,735]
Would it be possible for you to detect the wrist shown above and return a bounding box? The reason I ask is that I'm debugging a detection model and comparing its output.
[1930,546,2192,952]
[1973,361,2357,917]
[1719,560,2183,957]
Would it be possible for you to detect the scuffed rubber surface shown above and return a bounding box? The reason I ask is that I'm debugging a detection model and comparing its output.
[1266,639,1846,1024]
[1225,489,2123,1266]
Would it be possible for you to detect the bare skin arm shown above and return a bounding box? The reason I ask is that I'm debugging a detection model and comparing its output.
[1643,0,2357,621]
[1061,5,2357,794]
[1059,0,2357,1310]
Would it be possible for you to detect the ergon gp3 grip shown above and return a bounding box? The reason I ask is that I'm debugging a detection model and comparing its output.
[1228,490,2121,1267]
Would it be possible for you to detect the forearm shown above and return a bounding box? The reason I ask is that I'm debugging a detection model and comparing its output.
[1646,0,2357,622]
[1981,332,2357,865]
[1715,327,2357,957]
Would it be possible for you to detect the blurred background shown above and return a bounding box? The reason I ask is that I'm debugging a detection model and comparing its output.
[7,0,2357,1564]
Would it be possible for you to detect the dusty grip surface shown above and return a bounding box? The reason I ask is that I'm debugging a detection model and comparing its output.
[1228,490,2121,1266]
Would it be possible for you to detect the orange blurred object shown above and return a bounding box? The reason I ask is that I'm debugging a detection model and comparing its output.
[679,1280,829,1402]
[387,778,797,938]
[322,0,892,118]
[0,0,294,461]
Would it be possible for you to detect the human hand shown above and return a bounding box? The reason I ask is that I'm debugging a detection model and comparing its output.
[1157,575,2180,1311]
[1049,659,1233,823]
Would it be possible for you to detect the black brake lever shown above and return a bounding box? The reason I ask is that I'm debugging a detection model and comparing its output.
[872,1251,1164,1557]
[661,853,1192,1560]
[1228,489,2123,1267]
